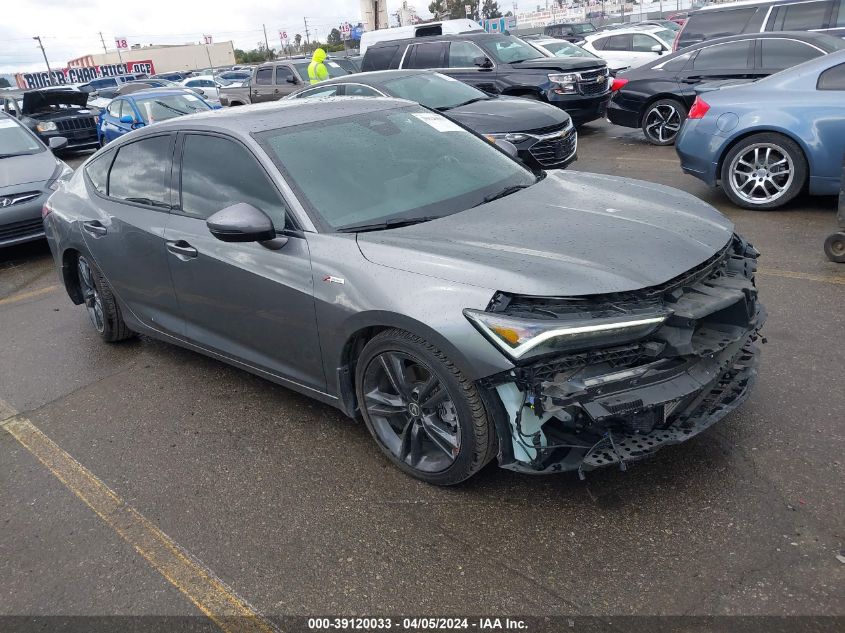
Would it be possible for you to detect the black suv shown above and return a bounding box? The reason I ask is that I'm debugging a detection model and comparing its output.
[13,90,98,151]
[676,0,845,50]
[361,32,611,126]
[543,22,598,41]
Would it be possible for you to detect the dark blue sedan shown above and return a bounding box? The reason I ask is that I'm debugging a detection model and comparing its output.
[676,50,845,210]
[98,88,214,145]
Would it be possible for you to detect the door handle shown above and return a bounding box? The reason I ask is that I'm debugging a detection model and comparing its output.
[166,240,198,260]
[82,220,107,237]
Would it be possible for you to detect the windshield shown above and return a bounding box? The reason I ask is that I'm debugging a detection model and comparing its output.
[133,93,212,124]
[291,60,350,79]
[0,118,43,156]
[383,73,488,110]
[570,23,597,34]
[258,106,535,231]
[486,36,545,63]
[540,40,598,59]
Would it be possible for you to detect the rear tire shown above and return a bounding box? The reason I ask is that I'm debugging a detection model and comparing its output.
[76,255,134,343]
[355,329,497,485]
[641,98,687,146]
[720,133,807,210]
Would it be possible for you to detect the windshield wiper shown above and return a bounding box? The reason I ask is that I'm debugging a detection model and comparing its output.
[480,184,531,204]
[435,97,488,111]
[337,216,441,233]
[153,100,190,115]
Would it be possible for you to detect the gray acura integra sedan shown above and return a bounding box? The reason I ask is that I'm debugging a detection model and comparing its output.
[43,98,766,485]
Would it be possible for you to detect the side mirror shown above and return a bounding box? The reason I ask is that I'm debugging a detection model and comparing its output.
[119,114,135,124]
[207,203,277,243]
[474,56,494,69]
[651,44,664,55]
[287,76,299,84]
[492,139,519,159]
[48,136,68,151]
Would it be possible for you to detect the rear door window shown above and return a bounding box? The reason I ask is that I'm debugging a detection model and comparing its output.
[691,40,753,70]
[362,45,401,71]
[768,1,834,30]
[603,35,633,51]
[760,38,823,69]
[403,42,448,69]
[255,68,273,85]
[108,135,172,208]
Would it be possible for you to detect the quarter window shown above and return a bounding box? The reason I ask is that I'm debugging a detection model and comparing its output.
[818,62,845,89]
[108,135,172,207]
[85,151,113,196]
[761,39,822,69]
[448,41,486,67]
[179,134,288,230]
[768,1,834,31]
[255,67,273,85]
[691,41,752,70]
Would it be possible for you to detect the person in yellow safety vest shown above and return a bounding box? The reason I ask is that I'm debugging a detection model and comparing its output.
[308,48,329,85]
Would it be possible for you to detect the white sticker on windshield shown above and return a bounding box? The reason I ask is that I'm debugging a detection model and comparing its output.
[184,95,199,101]
[0,119,17,128]
[327,61,341,68]
[412,112,463,132]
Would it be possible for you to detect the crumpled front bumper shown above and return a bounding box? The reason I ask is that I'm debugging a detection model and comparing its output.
[483,235,766,476]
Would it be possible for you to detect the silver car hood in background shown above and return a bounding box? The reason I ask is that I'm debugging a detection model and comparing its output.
[356,171,734,297]
[0,151,56,189]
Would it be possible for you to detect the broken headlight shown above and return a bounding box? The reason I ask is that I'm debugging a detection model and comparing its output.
[464,308,669,361]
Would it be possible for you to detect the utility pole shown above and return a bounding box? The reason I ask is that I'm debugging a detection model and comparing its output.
[262,24,272,61]
[98,31,108,54]
[32,36,53,86]
[304,18,311,46]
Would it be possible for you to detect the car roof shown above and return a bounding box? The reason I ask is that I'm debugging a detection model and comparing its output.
[306,69,428,88]
[368,31,515,49]
[586,25,665,38]
[148,96,416,135]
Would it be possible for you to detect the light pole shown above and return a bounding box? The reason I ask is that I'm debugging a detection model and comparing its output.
[33,36,54,86]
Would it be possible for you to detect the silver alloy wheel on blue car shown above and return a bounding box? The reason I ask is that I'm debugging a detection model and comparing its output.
[728,143,794,206]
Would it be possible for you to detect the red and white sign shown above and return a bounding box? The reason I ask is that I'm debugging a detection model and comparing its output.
[279,30,288,40]
[115,37,129,49]
[203,34,213,45]
[15,59,156,90]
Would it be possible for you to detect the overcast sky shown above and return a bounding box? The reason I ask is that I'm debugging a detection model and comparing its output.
[1,0,437,74]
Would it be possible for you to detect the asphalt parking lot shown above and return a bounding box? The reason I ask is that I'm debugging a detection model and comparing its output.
[1,120,843,630]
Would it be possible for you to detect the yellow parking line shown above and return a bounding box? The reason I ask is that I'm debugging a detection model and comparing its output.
[758,268,845,285]
[0,284,60,306]
[0,400,277,633]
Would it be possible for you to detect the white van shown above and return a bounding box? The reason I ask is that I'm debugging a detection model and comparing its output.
[359,19,483,56]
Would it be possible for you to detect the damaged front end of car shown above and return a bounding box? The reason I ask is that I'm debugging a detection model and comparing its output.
[470,234,766,476]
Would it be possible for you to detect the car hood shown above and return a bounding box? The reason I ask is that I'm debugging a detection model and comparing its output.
[446,95,570,134]
[0,150,55,188]
[356,171,734,297]
[504,57,607,72]
[22,90,88,115]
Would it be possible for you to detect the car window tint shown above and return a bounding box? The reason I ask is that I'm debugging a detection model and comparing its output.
[275,66,295,84]
[362,45,400,71]
[85,151,113,195]
[817,62,845,89]
[448,40,485,67]
[633,34,660,52]
[256,68,273,85]
[761,39,822,69]
[681,8,757,45]
[692,40,752,70]
[345,84,380,96]
[179,134,288,230]
[296,85,341,98]
[769,1,833,30]
[404,42,448,69]
[604,35,633,51]
[108,135,172,207]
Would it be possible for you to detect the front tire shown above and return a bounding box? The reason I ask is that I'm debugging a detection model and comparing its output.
[641,98,686,146]
[720,133,807,210]
[76,255,134,343]
[355,329,497,485]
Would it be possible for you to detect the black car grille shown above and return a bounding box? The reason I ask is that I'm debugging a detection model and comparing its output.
[55,116,96,132]
[0,218,44,242]
[578,68,606,81]
[577,77,609,96]
[528,129,577,167]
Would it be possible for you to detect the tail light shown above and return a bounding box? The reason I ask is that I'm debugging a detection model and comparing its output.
[688,97,710,120]
[611,77,628,92]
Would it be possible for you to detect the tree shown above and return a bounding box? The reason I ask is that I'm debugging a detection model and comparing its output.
[327,28,342,46]
[0,77,10,88]
[294,33,302,49]
[481,0,502,19]
[429,0,477,20]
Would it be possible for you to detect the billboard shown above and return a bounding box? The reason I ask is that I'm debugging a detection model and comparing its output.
[15,60,156,90]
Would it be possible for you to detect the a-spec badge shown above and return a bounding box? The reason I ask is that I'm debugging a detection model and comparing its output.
[322,275,345,285]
